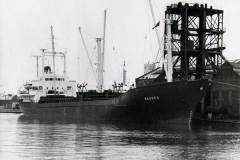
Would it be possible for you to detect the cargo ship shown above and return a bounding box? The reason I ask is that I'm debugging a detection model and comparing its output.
[19,3,225,123]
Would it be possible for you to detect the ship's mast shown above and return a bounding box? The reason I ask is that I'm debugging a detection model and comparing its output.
[96,38,103,92]
[50,26,57,95]
[63,51,66,77]
[102,9,106,68]
[50,26,56,77]
[96,10,107,92]
[33,55,41,78]
[40,48,46,76]
[123,60,127,85]
[102,9,107,91]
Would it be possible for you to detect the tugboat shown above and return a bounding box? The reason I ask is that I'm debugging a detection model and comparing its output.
[19,3,223,123]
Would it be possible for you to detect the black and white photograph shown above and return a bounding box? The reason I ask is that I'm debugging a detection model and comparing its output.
[0,0,240,159]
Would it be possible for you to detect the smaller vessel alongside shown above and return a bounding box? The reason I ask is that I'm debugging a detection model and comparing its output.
[0,94,21,113]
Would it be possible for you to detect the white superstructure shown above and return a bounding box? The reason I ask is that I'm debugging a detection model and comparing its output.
[18,26,76,103]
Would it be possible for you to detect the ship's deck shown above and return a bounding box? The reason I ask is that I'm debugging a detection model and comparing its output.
[38,91,123,103]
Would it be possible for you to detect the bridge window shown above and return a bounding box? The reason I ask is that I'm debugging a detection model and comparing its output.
[32,86,38,90]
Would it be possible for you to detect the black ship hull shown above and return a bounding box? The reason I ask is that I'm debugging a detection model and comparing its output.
[20,79,211,123]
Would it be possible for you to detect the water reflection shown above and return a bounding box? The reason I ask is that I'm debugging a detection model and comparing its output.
[0,113,240,159]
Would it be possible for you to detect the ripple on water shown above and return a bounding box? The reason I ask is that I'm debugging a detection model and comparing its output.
[0,113,240,160]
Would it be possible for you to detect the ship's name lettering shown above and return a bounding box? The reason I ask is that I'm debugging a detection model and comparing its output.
[144,96,159,101]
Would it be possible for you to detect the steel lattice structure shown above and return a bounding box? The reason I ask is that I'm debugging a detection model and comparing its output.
[165,3,225,80]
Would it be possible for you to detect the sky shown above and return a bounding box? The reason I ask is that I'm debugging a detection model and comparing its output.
[0,0,237,93]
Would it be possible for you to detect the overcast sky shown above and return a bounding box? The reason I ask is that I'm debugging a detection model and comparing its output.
[0,0,238,93]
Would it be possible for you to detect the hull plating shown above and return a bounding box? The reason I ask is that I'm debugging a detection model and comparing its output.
[20,79,210,123]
